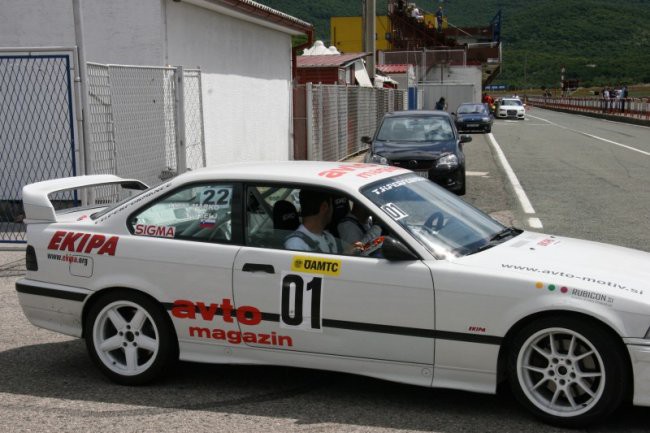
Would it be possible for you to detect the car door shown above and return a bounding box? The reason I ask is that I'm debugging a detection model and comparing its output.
[231,184,435,369]
[120,181,243,347]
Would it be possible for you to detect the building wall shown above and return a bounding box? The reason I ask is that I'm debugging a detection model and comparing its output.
[165,1,294,165]
[421,66,482,111]
[330,16,391,53]
[0,0,164,65]
[0,0,296,166]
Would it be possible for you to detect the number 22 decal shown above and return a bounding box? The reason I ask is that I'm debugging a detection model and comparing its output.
[280,272,323,332]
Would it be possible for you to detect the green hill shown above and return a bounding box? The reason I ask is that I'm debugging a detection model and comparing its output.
[256,0,650,88]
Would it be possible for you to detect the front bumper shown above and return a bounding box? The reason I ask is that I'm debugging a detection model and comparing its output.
[497,110,525,119]
[16,278,90,338]
[626,338,650,406]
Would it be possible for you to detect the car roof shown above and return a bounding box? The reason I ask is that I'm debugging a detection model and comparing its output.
[383,110,451,119]
[170,161,412,191]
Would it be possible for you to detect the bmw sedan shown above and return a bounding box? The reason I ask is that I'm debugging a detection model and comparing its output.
[16,162,650,427]
[363,111,471,195]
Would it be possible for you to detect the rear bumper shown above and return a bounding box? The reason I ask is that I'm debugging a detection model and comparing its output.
[16,279,89,338]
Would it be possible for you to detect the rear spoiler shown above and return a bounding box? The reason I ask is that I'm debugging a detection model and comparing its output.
[22,175,148,223]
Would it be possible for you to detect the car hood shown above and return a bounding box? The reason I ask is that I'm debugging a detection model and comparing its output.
[455,231,650,302]
[373,140,457,159]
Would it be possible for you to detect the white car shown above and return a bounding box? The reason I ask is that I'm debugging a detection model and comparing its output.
[16,162,650,427]
[496,98,526,119]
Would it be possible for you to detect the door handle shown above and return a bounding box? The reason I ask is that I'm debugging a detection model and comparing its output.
[242,263,275,274]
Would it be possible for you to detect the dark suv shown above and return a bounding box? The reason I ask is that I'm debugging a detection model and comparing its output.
[363,111,471,195]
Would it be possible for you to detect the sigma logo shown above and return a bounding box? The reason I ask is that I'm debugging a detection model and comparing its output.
[134,224,175,238]
[468,326,486,333]
[47,231,119,256]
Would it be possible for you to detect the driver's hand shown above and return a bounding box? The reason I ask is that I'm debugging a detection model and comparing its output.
[362,225,382,243]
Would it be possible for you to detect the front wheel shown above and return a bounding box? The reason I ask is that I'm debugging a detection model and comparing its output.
[507,316,629,427]
[85,290,177,385]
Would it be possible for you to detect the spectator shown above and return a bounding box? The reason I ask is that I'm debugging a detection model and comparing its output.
[602,87,610,112]
[622,85,629,113]
[435,97,446,111]
[436,6,444,32]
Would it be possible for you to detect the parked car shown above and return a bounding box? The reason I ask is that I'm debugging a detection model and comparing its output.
[453,103,494,133]
[496,98,526,119]
[16,162,650,427]
[363,111,471,195]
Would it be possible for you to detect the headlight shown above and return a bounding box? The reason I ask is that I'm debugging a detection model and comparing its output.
[370,154,388,165]
[436,153,459,169]
[481,117,490,122]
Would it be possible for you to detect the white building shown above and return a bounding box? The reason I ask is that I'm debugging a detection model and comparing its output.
[0,0,313,166]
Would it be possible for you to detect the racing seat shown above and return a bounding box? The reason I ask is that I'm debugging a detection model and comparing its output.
[272,200,300,247]
[326,196,350,238]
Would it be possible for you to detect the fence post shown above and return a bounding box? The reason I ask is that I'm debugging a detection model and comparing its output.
[306,82,313,161]
[174,66,187,174]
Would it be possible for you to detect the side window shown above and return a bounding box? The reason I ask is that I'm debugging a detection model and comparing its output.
[129,183,233,243]
[244,184,389,258]
[245,185,300,249]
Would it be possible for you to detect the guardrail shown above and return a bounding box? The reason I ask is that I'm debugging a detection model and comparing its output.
[527,96,650,122]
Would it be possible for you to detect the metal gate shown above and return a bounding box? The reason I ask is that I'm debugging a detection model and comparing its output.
[0,48,79,243]
[85,63,205,204]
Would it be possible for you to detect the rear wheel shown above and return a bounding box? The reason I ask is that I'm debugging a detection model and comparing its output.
[507,316,628,427]
[85,290,177,385]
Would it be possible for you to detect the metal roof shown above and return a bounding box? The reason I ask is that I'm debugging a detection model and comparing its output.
[377,64,412,74]
[297,53,368,68]
[185,0,313,35]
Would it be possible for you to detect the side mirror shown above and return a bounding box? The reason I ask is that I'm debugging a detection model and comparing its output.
[381,236,419,261]
[460,135,473,143]
[361,136,372,144]
[451,112,456,116]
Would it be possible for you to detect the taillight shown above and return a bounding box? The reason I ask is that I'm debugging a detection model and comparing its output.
[26,245,38,271]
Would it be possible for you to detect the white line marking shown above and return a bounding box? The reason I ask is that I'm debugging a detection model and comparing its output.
[486,133,541,227]
[528,218,543,229]
[466,171,489,177]
[528,114,650,157]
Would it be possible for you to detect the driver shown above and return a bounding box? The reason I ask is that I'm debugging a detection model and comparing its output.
[284,190,340,253]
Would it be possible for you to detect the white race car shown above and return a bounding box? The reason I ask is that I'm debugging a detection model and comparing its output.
[16,162,650,427]
[496,98,526,119]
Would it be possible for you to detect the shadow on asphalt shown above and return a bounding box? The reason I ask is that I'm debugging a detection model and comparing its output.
[0,340,648,432]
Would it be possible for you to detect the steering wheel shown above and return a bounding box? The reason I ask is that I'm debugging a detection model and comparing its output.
[424,212,445,232]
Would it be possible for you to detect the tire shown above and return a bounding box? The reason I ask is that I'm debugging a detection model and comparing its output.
[84,290,178,385]
[507,316,629,427]
[485,125,492,133]
[456,170,466,196]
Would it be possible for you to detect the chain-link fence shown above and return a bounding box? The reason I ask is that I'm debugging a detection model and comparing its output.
[1,50,78,242]
[304,84,406,161]
[85,63,205,203]
[1,57,205,243]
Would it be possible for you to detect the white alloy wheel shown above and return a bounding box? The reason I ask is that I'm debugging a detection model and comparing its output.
[92,300,160,376]
[517,327,606,418]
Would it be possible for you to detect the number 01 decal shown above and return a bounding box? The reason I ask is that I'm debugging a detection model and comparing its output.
[279,272,323,332]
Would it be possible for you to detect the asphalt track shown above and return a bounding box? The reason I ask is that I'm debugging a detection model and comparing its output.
[1,108,649,432]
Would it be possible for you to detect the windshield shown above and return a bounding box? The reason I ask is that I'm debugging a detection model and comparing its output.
[376,115,454,142]
[362,174,514,257]
[502,99,523,106]
[457,104,487,114]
